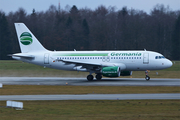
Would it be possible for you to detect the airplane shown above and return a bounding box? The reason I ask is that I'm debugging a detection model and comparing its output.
[11,23,173,81]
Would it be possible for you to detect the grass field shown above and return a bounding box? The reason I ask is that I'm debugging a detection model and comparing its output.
[0,100,180,120]
[0,60,180,78]
[0,85,180,95]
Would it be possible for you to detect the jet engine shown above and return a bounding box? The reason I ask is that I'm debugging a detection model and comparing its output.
[102,66,120,77]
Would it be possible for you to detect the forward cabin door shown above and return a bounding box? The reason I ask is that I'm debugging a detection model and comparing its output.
[143,53,149,64]
[44,53,49,64]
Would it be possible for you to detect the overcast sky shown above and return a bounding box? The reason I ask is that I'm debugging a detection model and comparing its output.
[0,0,180,14]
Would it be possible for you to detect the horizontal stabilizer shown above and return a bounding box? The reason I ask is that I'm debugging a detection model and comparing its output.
[9,53,35,59]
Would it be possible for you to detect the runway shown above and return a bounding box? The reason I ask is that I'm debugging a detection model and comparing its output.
[0,93,179,101]
[0,77,180,86]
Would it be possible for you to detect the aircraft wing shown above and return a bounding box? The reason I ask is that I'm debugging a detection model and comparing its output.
[55,59,126,70]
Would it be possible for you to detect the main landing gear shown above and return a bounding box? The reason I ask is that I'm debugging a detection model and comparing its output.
[87,75,94,81]
[96,73,102,80]
[145,70,150,81]
[87,74,102,81]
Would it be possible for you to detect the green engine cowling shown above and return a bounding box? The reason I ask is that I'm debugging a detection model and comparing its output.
[102,66,120,77]
[120,71,132,76]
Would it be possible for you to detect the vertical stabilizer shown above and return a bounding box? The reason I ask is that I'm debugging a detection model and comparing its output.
[14,23,47,53]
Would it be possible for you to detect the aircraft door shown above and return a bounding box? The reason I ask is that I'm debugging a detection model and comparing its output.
[143,53,149,64]
[44,53,49,64]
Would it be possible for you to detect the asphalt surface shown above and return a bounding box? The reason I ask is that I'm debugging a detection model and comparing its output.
[0,77,179,101]
[0,77,180,86]
[0,93,179,101]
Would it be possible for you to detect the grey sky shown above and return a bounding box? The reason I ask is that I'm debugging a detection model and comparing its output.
[0,0,180,14]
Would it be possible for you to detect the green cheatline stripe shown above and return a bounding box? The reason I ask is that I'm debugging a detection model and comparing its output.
[53,53,109,56]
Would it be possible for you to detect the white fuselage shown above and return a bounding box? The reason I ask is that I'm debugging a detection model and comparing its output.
[13,50,172,72]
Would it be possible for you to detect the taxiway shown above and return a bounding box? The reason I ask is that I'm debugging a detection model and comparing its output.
[0,93,179,101]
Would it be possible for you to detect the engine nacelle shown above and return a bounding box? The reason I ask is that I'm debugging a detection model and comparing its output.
[120,71,132,76]
[102,66,120,77]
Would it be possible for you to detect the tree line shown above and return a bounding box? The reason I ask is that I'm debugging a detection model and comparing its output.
[0,4,180,60]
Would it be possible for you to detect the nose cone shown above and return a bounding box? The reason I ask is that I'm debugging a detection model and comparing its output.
[166,59,173,68]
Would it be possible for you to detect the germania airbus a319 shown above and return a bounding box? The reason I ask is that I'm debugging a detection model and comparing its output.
[11,23,172,81]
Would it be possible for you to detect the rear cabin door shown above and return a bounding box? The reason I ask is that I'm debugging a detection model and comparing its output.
[143,53,149,64]
[44,53,49,64]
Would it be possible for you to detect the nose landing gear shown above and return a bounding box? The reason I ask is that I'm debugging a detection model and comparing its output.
[145,75,150,81]
[145,70,150,81]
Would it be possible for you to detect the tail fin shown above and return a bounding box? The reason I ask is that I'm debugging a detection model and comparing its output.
[14,23,47,53]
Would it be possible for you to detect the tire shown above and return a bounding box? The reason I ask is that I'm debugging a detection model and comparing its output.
[95,74,102,80]
[87,75,94,81]
[145,76,150,81]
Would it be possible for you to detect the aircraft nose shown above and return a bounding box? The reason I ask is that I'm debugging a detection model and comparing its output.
[166,60,173,68]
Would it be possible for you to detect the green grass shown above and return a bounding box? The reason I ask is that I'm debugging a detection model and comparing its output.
[1,85,180,95]
[0,100,180,120]
[0,60,180,78]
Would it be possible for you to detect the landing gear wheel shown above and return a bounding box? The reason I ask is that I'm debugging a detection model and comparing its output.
[95,74,102,80]
[145,75,150,81]
[87,75,94,81]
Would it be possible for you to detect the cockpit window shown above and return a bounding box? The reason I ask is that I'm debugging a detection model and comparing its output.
[155,56,165,59]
